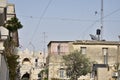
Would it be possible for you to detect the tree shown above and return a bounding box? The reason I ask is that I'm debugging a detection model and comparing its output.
[4,38,20,80]
[4,17,23,32]
[4,17,23,46]
[39,69,48,80]
[63,50,91,80]
[6,54,19,80]
[3,17,23,80]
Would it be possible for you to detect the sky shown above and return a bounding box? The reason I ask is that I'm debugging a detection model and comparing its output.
[8,0,120,51]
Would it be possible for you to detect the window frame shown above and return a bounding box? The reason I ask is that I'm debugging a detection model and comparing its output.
[80,47,87,54]
[102,48,108,64]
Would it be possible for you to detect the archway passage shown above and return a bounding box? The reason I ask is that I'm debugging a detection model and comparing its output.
[38,72,41,79]
[22,58,31,64]
[21,72,30,80]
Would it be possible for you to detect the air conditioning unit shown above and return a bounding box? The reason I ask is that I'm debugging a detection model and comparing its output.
[112,72,118,78]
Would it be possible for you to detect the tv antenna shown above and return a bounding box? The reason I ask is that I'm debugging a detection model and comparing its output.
[43,32,47,63]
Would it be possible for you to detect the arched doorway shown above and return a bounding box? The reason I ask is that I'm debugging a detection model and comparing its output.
[38,72,41,80]
[21,72,30,80]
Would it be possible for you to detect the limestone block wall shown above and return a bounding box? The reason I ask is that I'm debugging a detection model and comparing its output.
[0,54,9,80]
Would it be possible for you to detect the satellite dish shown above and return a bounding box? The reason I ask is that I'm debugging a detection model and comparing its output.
[90,34,98,40]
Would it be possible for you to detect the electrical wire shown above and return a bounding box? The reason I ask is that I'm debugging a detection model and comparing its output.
[27,0,53,47]
[104,8,120,19]
[79,8,120,40]
[89,8,120,29]
[19,4,120,45]
[17,15,120,23]
[17,7,120,22]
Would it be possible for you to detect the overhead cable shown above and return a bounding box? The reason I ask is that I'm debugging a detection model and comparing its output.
[29,0,53,43]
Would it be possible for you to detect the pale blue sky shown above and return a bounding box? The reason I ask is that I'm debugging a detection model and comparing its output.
[8,0,120,51]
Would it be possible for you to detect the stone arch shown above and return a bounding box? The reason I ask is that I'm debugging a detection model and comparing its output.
[22,58,31,64]
[21,72,30,80]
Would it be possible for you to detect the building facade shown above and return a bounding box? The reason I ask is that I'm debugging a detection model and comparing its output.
[72,40,120,80]
[47,41,73,80]
[17,49,46,80]
[0,2,22,79]
[47,40,120,80]
[6,3,20,47]
[0,0,9,80]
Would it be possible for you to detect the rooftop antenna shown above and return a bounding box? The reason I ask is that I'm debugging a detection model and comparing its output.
[43,32,46,64]
[100,0,104,40]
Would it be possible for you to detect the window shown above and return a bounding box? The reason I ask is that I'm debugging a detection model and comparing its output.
[81,47,86,54]
[57,44,61,55]
[59,69,64,78]
[35,59,38,67]
[102,48,108,64]
[35,59,38,62]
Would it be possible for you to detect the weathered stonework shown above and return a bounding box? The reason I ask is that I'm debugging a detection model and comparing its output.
[47,40,120,80]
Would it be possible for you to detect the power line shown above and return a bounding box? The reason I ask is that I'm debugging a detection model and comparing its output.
[17,6,120,22]
[19,4,120,44]
[79,7,120,40]
[100,0,104,40]
[104,8,120,19]
[17,7,120,22]
[28,0,53,45]
[87,7,120,31]
[92,8,120,28]
[17,15,120,22]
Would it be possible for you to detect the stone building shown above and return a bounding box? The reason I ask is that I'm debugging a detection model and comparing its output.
[17,49,46,80]
[0,1,20,79]
[47,40,120,80]
[0,0,10,80]
[47,41,73,80]
[6,3,20,47]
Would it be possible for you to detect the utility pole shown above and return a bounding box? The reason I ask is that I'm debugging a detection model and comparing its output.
[117,36,120,80]
[100,0,104,40]
[117,36,120,65]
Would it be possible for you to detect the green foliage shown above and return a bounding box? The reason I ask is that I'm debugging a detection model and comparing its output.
[3,16,22,80]
[4,17,23,32]
[44,78,48,80]
[63,50,91,80]
[39,69,48,80]
[6,54,19,80]
[4,39,19,80]
[4,38,15,55]
[51,78,63,80]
